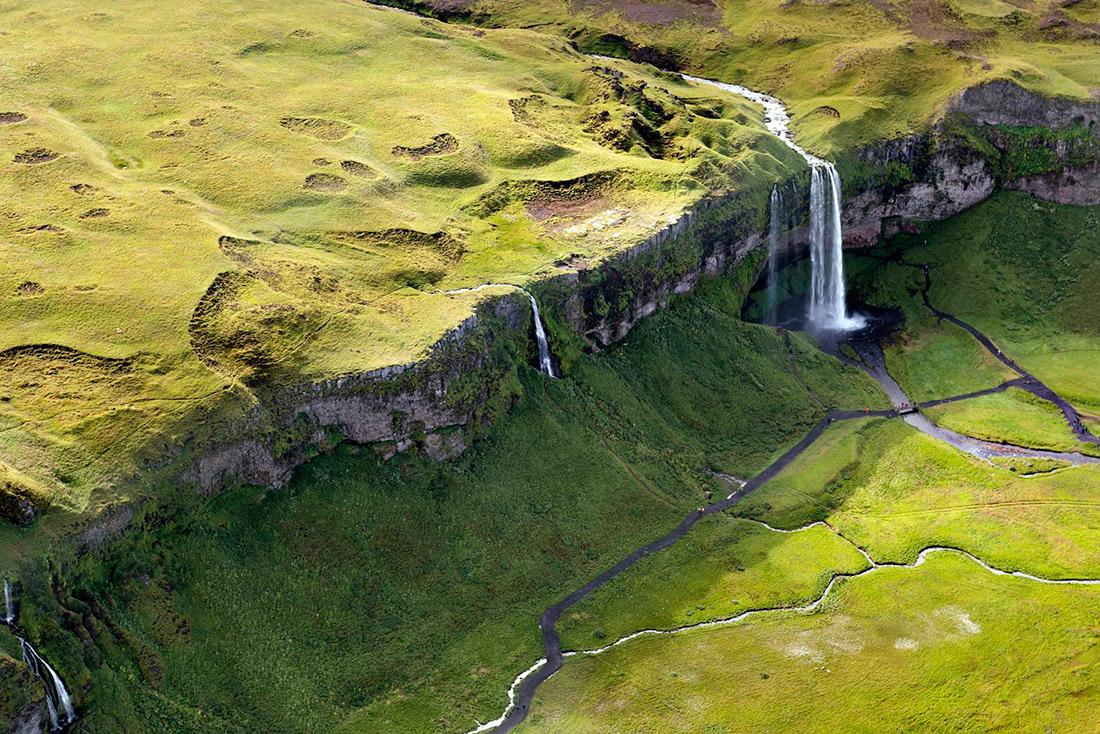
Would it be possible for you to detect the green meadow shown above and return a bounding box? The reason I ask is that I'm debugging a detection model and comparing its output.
[398,0,1100,154]
[517,553,1100,734]
[0,0,801,516]
[6,279,882,734]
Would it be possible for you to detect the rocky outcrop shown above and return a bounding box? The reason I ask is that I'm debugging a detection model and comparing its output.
[836,80,1100,246]
[949,79,1100,129]
[542,194,765,349]
[1007,159,1100,205]
[179,299,527,493]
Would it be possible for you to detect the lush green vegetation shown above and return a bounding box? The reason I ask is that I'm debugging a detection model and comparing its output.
[740,418,1100,579]
[517,553,1100,733]
[882,315,1015,402]
[513,191,1100,734]
[928,387,1100,456]
[558,516,869,650]
[389,0,1100,154]
[854,192,1100,432]
[2,279,882,733]
[0,0,800,517]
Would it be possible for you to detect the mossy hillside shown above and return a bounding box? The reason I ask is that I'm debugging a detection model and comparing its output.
[387,0,1100,156]
[0,0,805,518]
[516,553,1100,734]
[855,192,1100,414]
[4,278,884,734]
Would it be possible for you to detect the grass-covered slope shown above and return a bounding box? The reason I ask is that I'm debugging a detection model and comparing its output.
[6,280,882,734]
[516,553,1100,734]
[855,192,1100,435]
[740,418,1100,578]
[0,0,801,517]
[405,0,1100,154]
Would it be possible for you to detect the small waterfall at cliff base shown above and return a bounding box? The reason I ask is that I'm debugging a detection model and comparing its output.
[2,581,77,731]
[808,164,863,331]
[525,292,557,378]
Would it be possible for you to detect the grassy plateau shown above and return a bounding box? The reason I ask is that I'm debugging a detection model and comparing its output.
[0,0,802,518]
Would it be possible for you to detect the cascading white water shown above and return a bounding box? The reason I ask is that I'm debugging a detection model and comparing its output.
[525,293,557,378]
[3,579,13,625]
[3,580,76,730]
[808,164,863,330]
[439,283,558,377]
[682,74,863,331]
[766,186,783,325]
[20,637,75,730]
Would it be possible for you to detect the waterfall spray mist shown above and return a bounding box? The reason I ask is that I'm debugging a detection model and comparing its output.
[767,186,783,326]
[681,72,862,331]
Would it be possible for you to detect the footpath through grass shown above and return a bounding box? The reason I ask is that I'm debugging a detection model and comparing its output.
[23,280,881,734]
[517,552,1100,734]
[855,192,1100,448]
[740,418,1100,579]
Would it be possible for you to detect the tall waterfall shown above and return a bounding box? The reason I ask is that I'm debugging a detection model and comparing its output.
[766,186,783,326]
[20,638,76,731]
[525,292,557,378]
[808,164,862,330]
[682,73,862,331]
[3,579,13,625]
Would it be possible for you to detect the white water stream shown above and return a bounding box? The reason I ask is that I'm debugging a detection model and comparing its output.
[20,638,76,731]
[2,580,77,731]
[682,74,862,331]
[443,284,556,377]
[3,579,13,625]
[767,186,783,325]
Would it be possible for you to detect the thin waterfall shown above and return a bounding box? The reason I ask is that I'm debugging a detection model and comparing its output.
[2,581,77,731]
[439,283,558,377]
[525,292,557,378]
[3,578,13,625]
[766,186,783,325]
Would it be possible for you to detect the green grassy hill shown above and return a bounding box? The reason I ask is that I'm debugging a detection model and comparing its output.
[0,0,800,519]
[4,278,883,733]
[391,0,1100,154]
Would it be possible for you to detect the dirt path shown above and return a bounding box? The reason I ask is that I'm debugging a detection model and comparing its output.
[908,260,1099,446]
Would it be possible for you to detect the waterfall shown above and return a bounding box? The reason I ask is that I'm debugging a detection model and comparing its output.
[440,283,558,377]
[3,579,13,625]
[20,638,76,731]
[766,186,783,325]
[681,73,863,331]
[2,581,77,731]
[808,164,862,330]
[525,292,557,378]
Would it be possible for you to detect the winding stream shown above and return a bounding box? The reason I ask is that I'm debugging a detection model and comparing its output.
[462,72,1100,734]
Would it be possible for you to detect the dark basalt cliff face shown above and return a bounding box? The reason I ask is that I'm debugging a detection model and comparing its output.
[841,81,1100,246]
